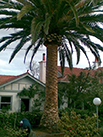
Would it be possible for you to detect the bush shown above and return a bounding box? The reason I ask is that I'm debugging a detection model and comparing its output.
[3,125,27,137]
[0,111,43,129]
[57,111,99,137]
[59,108,93,118]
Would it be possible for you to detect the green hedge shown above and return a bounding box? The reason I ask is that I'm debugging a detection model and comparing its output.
[0,108,101,129]
[0,111,43,128]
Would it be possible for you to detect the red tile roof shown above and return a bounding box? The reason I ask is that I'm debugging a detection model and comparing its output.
[0,67,103,85]
[0,72,29,85]
[58,66,92,75]
[57,66,103,82]
[0,75,16,85]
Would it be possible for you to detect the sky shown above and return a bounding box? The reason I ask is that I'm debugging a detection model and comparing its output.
[0,29,103,76]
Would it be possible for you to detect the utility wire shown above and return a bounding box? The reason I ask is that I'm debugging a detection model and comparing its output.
[3,47,45,51]
[4,47,103,53]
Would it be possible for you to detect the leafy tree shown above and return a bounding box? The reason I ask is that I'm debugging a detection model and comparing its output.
[59,70,103,111]
[0,0,103,129]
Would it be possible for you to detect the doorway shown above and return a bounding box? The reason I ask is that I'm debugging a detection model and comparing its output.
[21,99,29,112]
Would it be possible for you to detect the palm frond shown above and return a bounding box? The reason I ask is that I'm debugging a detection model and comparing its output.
[0,0,103,69]
[68,1,79,26]
[0,34,22,51]
[17,4,34,20]
[64,43,73,69]
[44,15,52,35]
[29,38,43,69]
[24,44,33,63]
[9,36,30,63]
[31,17,44,44]
[58,45,65,75]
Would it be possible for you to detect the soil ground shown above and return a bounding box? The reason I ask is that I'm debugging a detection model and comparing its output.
[29,129,64,137]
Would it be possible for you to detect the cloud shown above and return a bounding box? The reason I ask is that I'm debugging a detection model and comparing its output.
[0,43,46,75]
[0,29,103,75]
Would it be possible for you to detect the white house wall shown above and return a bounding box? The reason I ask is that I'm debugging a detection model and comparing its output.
[0,77,34,91]
[0,76,37,112]
[0,92,20,112]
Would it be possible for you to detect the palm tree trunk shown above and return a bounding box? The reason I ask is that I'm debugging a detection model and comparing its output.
[40,43,59,129]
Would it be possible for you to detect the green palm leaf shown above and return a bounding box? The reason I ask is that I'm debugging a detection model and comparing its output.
[44,15,52,35]
[31,18,44,44]
[17,4,34,20]
[9,36,29,63]
[29,38,43,69]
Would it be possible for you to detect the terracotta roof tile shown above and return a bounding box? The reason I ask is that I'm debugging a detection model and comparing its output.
[0,72,29,85]
[0,67,103,85]
[57,66,103,81]
[0,75,17,85]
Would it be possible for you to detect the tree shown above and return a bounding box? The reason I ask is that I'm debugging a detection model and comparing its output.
[59,71,103,111]
[0,0,103,129]
[28,61,39,78]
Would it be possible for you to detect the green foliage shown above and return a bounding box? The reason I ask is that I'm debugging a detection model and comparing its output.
[59,108,93,118]
[58,71,103,110]
[0,109,102,136]
[58,111,99,137]
[17,83,45,111]
[98,127,103,137]
[21,101,26,112]
[2,125,27,137]
[17,83,44,98]
[1,105,10,113]
[0,111,42,129]
[0,111,43,136]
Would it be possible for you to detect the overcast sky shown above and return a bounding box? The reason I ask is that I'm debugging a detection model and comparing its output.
[0,29,103,76]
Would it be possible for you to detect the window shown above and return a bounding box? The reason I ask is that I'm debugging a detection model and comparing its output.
[0,96,12,110]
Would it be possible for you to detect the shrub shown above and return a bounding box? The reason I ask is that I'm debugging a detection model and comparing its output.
[3,125,27,137]
[57,111,99,137]
[0,111,42,128]
[59,108,93,118]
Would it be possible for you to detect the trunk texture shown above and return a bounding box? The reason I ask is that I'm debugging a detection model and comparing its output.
[40,44,59,129]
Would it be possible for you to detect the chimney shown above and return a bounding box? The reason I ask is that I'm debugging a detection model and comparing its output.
[43,53,45,61]
[39,53,46,83]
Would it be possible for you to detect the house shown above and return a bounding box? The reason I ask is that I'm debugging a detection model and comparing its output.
[0,53,102,112]
[0,72,45,112]
[39,53,102,83]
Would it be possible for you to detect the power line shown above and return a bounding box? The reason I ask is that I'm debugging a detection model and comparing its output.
[3,47,45,51]
[4,47,103,53]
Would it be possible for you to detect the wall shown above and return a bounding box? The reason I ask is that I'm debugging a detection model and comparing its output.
[0,76,35,112]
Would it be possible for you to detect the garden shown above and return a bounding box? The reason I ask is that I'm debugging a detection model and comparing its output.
[0,108,103,137]
[1,71,103,136]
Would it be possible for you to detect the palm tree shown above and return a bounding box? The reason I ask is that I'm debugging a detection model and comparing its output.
[0,0,103,129]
